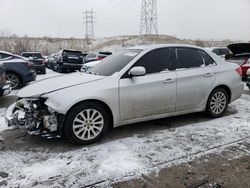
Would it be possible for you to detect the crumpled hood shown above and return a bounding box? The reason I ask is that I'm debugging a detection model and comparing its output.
[17,72,105,98]
[227,43,250,55]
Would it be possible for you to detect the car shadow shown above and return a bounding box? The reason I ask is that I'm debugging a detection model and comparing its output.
[0,105,238,153]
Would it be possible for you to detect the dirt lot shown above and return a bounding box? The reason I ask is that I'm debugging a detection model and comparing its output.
[114,142,250,188]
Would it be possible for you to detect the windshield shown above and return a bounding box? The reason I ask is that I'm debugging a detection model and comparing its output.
[90,49,142,76]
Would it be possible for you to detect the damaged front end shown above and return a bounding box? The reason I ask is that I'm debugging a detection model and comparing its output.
[5,98,64,138]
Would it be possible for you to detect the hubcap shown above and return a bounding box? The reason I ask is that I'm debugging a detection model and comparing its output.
[73,109,104,141]
[210,92,227,115]
[6,74,18,89]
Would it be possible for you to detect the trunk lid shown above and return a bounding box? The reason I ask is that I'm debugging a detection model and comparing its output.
[227,43,250,55]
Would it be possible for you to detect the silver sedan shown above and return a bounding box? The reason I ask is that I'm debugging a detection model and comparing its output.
[6,44,244,145]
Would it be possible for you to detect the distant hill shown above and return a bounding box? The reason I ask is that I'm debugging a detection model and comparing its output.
[0,35,239,55]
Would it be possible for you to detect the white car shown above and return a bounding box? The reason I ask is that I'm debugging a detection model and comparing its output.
[81,60,101,72]
[6,44,244,145]
[207,47,231,58]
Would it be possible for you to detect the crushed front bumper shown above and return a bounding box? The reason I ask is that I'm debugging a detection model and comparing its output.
[5,100,61,137]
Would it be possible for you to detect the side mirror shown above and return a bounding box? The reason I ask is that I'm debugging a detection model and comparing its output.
[129,66,146,77]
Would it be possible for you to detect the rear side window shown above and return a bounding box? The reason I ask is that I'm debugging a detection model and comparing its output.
[199,50,215,66]
[176,48,204,69]
[132,48,174,74]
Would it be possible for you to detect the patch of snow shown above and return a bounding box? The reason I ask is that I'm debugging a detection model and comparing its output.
[0,70,250,186]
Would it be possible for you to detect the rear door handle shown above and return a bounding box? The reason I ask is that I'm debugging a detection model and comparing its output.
[204,73,214,77]
[163,78,175,83]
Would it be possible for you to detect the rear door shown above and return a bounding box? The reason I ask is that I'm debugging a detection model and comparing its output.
[175,47,216,111]
[119,48,177,121]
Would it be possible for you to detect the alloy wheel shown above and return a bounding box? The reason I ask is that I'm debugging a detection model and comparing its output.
[6,74,19,89]
[210,92,227,115]
[72,109,104,141]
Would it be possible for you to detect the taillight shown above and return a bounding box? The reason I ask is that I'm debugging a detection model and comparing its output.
[96,57,104,61]
[23,61,33,67]
[236,67,243,77]
[241,58,249,66]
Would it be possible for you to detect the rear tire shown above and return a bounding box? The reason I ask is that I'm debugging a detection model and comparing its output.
[206,88,229,118]
[64,102,109,145]
[5,72,21,89]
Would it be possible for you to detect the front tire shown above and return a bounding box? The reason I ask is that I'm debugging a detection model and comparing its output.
[206,88,229,118]
[64,102,109,145]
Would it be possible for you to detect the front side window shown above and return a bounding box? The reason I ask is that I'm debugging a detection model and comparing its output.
[132,48,173,74]
[176,48,204,69]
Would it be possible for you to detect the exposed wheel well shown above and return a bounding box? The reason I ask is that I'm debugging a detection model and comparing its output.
[210,85,231,102]
[66,99,114,129]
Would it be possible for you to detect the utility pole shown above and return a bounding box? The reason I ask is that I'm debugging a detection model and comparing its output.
[140,0,158,35]
[83,10,95,44]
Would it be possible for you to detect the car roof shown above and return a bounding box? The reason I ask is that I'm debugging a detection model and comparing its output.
[22,52,41,54]
[0,50,13,55]
[128,44,206,51]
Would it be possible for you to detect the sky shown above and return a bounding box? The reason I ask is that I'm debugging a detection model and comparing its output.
[0,0,249,41]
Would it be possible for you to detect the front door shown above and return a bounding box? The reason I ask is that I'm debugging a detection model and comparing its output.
[119,47,177,121]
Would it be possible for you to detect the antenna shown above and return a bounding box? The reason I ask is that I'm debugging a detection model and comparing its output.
[83,10,95,43]
[140,0,158,35]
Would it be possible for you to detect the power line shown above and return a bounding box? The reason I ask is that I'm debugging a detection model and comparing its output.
[83,10,95,42]
[140,0,158,35]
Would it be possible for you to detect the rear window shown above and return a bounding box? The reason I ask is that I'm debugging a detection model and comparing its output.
[63,51,82,57]
[22,53,42,59]
[86,53,97,58]
[0,53,12,60]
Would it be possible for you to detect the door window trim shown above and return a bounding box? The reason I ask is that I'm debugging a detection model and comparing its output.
[121,47,176,79]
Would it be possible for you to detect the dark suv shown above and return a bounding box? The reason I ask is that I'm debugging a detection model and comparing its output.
[21,52,46,74]
[55,49,84,72]
[0,51,36,89]
[0,63,11,97]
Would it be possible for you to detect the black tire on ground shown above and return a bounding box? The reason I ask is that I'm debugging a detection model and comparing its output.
[206,88,229,118]
[63,102,110,145]
[57,65,63,73]
[5,72,22,89]
[42,69,46,74]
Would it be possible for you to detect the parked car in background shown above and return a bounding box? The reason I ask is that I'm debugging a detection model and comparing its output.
[81,60,101,72]
[208,47,231,58]
[6,44,243,145]
[21,52,46,74]
[0,63,11,97]
[0,52,36,89]
[246,69,250,89]
[225,43,250,80]
[84,51,112,63]
[54,49,84,72]
[47,53,58,70]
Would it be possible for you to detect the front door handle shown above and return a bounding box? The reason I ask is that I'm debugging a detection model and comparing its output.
[163,78,175,83]
[204,73,214,77]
